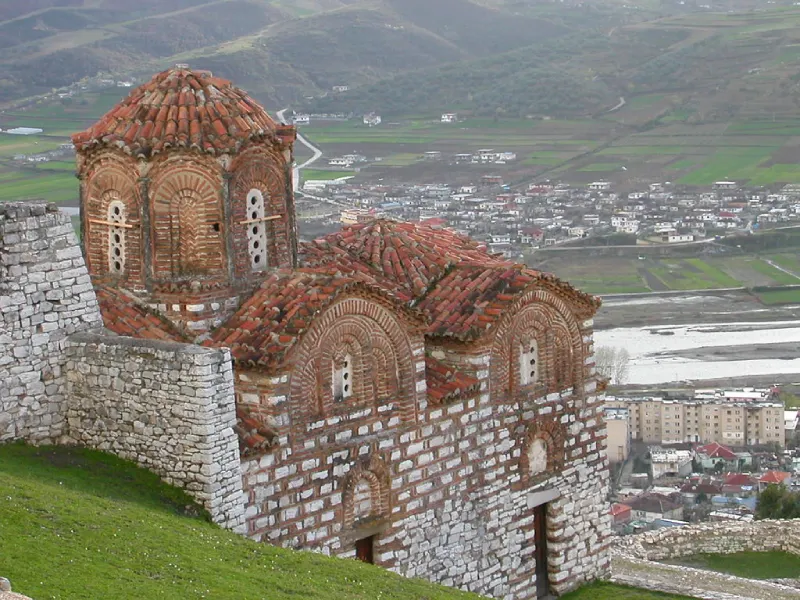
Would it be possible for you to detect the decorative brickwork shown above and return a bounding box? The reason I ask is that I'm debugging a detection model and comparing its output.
[63,66,612,600]
[73,68,297,336]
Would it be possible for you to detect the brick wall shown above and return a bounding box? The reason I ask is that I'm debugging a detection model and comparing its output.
[237,301,611,598]
[64,334,245,531]
[0,202,103,442]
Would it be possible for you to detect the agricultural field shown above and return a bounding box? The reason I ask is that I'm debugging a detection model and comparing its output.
[300,169,356,181]
[0,91,125,207]
[535,252,800,301]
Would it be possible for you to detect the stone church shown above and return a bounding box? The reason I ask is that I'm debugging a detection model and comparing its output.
[7,67,611,599]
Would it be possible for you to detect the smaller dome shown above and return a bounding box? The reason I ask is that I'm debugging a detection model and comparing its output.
[72,67,284,156]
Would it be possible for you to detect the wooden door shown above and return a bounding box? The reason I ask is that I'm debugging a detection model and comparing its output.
[355,535,374,564]
[533,504,550,598]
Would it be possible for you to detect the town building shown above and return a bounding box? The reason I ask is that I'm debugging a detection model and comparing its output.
[604,407,630,464]
[7,66,617,599]
[607,390,785,447]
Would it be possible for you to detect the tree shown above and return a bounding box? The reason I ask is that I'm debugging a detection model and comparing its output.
[595,346,631,385]
[756,484,800,519]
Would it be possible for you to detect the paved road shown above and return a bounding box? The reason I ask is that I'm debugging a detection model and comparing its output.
[275,108,324,191]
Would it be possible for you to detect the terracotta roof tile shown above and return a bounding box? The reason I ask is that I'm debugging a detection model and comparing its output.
[300,219,600,341]
[235,406,277,458]
[95,285,187,342]
[301,219,505,297]
[696,442,737,461]
[72,68,294,156]
[759,470,791,484]
[208,268,423,369]
[425,356,480,403]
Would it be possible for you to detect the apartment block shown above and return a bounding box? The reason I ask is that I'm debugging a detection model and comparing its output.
[606,389,784,448]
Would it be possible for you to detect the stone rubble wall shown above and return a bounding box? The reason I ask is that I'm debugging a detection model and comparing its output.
[613,519,800,561]
[1,202,244,532]
[0,203,103,443]
[611,519,800,600]
[64,334,245,531]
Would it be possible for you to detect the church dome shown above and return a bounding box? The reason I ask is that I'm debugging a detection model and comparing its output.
[72,66,280,156]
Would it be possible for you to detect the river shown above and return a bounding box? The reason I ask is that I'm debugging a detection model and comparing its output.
[594,319,800,385]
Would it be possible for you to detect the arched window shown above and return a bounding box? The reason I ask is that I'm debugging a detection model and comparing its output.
[352,478,373,521]
[246,188,268,271]
[528,438,548,475]
[519,339,539,386]
[333,353,353,402]
[107,200,126,275]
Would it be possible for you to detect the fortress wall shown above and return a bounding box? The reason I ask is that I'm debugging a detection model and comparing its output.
[613,519,800,561]
[64,334,245,531]
[0,202,103,443]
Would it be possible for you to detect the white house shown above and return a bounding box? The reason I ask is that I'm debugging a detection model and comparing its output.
[363,113,382,127]
[441,113,458,123]
[589,181,612,191]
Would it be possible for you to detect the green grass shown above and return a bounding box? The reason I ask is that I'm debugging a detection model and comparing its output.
[685,258,742,287]
[578,162,624,172]
[0,171,78,204]
[754,288,800,305]
[748,258,800,284]
[0,443,483,600]
[664,551,800,579]
[678,147,777,185]
[301,169,356,180]
[560,582,696,600]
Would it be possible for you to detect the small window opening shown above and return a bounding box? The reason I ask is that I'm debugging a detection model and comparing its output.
[246,188,268,271]
[212,222,220,232]
[333,354,353,402]
[107,200,126,275]
[520,340,538,386]
[355,536,374,564]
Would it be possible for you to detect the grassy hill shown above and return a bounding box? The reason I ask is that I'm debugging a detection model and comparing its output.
[0,443,692,600]
[0,443,483,600]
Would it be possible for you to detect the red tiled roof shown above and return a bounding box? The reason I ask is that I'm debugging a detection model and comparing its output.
[696,442,737,461]
[425,356,481,404]
[208,269,423,369]
[759,471,791,484]
[72,67,292,156]
[724,473,757,487]
[301,219,600,341]
[235,406,277,458]
[95,285,186,342]
[301,219,505,297]
[610,503,632,516]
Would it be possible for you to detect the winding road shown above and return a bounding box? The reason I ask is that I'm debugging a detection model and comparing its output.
[276,108,323,191]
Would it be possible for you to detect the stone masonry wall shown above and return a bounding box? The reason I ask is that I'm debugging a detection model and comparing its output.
[1,201,244,532]
[614,519,800,561]
[239,318,611,599]
[64,333,245,531]
[0,202,102,442]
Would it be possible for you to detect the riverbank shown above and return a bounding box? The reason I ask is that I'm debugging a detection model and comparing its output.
[595,289,800,330]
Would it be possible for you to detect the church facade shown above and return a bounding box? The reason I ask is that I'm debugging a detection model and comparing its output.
[69,67,611,598]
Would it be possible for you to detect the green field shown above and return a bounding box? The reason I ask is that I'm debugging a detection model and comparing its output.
[664,551,800,579]
[561,582,695,600]
[536,251,800,297]
[301,169,356,180]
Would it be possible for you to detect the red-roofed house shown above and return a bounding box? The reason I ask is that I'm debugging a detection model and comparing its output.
[68,66,610,598]
[695,442,738,471]
[611,503,632,525]
[759,471,792,492]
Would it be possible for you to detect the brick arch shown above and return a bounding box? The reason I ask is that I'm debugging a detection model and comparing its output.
[149,161,225,279]
[289,295,418,438]
[82,152,143,286]
[370,333,399,401]
[490,288,586,403]
[519,417,567,486]
[342,454,391,529]
[230,148,292,271]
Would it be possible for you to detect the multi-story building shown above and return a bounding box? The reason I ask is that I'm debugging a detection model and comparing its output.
[607,389,784,447]
[604,407,631,464]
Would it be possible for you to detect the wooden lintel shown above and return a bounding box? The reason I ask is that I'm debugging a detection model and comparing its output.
[240,214,283,225]
[88,218,135,229]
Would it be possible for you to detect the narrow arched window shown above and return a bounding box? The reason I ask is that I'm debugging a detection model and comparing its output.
[246,188,268,271]
[528,438,548,476]
[107,200,126,275]
[519,339,538,386]
[333,353,353,402]
[353,478,373,521]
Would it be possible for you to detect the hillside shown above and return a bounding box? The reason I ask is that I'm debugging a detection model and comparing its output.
[0,443,484,600]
